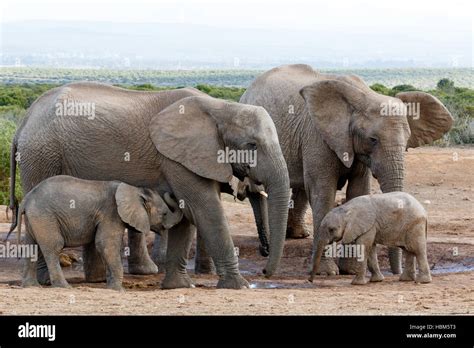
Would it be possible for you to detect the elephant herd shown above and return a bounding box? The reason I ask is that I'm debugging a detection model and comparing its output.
[7,64,453,290]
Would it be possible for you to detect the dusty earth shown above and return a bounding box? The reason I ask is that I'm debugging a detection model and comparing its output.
[0,147,472,315]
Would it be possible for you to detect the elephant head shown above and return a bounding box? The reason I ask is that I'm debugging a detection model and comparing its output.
[150,96,290,277]
[310,199,376,281]
[300,77,453,193]
[115,183,183,233]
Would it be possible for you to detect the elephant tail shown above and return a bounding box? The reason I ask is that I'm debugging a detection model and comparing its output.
[16,203,25,247]
[5,198,24,245]
[7,138,19,236]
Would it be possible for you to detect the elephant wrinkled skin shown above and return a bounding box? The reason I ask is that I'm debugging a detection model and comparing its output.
[240,64,453,275]
[10,82,290,289]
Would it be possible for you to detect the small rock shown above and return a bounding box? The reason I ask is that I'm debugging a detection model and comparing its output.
[59,252,79,267]
[423,200,431,205]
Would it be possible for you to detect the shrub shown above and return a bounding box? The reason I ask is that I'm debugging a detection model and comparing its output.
[0,119,22,205]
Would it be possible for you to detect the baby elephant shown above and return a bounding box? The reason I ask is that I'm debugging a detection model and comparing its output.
[310,192,431,285]
[16,175,182,291]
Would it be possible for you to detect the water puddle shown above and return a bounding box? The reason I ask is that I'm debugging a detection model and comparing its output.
[249,281,315,289]
[431,259,474,274]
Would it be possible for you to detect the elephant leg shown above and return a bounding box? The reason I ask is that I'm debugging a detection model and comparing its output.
[83,242,107,282]
[127,227,158,275]
[36,227,69,288]
[163,164,248,289]
[286,188,310,239]
[368,245,384,282]
[339,169,371,274]
[95,225,124,291]
[161,219,195,289]
[151,231,168,274]
[248,191,270,257]
[22,234,40,287]
[388,247,403,275]
[399,250,416,281]
[27,218,66,286]
[194,231,216,274]
[36,248,50,285]
[43,252,70,288]
[414,244,432,283]
[351,242,371,285]
[308,179,339,276]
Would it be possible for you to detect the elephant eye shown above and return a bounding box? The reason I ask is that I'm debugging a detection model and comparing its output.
[369,137,378,146]
[248,142,257,150]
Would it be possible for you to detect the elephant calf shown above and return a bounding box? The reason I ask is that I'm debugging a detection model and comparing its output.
[14,175,182,291]
[310,192,431,285]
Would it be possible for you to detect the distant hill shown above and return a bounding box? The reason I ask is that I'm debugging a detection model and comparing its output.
[1,20,471,69]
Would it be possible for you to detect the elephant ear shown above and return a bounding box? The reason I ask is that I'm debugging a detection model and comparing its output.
[150,96,233,183]
[115,183,150,234]
[300,80,367,168]
[396,92,454,148]
[341,198,376,244]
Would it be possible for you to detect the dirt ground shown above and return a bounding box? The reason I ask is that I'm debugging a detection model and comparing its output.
[0,146,472,315]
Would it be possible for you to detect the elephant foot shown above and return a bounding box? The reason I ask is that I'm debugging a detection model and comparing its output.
[51,281,71,289]
[314,258,339,276]
[22,278,41,288]
[128,259,159,275]
[217,274,249,289]
[399,271,416,282]
[161,272,195,289]
[388,247,402,275]
[286,225,310,239]
[416,274,432,284]
[194,257,216,275]
[107,283,125,292]
[351,276,367,285]
[370,273,384,282]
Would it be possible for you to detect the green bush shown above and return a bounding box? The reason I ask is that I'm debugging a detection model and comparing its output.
[370,83,391,96]
[195,84,245,101]
[0,105,27,125]
[437,78,455,93]
[0,119,22,206]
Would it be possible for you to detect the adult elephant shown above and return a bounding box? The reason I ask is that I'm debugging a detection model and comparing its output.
[240,64,453,275]
[9,82,290,288]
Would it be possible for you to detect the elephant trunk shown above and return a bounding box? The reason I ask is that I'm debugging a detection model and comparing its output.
[262,162,290,278]
[376,147,405,193]
[163,193,183,229]
[309,237,329,282]
[374,146,405,274]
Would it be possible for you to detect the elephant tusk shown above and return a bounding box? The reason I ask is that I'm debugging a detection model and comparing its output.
[259,190,268,198]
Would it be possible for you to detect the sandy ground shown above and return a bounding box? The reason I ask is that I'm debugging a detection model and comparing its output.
[0,146,472,315]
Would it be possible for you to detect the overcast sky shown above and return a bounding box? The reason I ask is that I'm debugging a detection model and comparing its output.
[1,0,472,30]
[1,0,472,68]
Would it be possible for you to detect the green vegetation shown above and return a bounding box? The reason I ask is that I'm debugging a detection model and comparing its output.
[1,67,473,89]
[0,119,22,206]
[0,73,472,205]
[369,79,474,145]
[195,84,245,101]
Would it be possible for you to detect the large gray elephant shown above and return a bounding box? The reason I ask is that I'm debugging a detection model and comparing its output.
[240,64,453,275]
[9,82,290,288]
